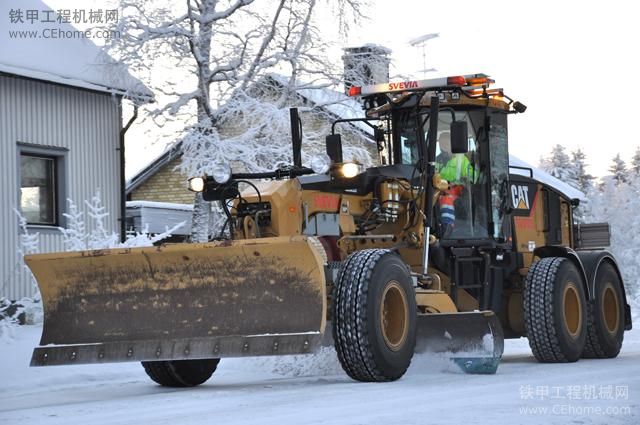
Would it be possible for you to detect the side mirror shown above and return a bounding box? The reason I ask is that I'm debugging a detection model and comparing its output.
[325,134,343,163]
[374,127,385,152]
[374,127,385,143]
[450,121,468,154]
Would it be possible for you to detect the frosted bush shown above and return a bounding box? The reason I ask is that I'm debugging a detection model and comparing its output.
[2,192,183,333]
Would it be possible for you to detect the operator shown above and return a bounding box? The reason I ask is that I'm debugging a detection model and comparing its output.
[435,132,475,183]
[435,131,475,237]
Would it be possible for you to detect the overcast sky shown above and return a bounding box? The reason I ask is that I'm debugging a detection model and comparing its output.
[338,0,640,177]
[38,0,640,177]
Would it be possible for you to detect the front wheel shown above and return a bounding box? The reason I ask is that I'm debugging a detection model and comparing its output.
[332,249,417,382]
[142,358,220,387]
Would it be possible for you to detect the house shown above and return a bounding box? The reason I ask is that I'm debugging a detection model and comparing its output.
[126,44,391,203]
[1,0,152,300]
[125,75,378,235]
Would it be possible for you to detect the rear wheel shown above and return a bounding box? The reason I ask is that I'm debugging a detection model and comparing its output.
[332,249,417,382]
[524,257,587,362]
[142,359,220,387]
[582,263,625,358]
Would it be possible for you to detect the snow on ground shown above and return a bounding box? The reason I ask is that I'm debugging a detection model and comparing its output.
[1,326,638,425]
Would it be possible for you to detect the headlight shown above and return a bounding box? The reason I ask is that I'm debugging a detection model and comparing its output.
[188,177,205,192]
[212,163,232,184]
[310,154,331,174]
[340,162,361,178]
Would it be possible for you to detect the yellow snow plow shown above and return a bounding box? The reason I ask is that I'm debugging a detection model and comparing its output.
[26,236,326,366]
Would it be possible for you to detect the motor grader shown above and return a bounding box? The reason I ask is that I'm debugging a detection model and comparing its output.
[25,74,632,387]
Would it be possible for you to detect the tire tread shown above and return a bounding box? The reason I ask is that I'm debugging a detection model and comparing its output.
[524,257,570,362]
[332,249,412,382]
[141,359,219,387]
[582,262,624,359]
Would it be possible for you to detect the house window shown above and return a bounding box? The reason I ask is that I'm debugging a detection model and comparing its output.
[20,154,58,225]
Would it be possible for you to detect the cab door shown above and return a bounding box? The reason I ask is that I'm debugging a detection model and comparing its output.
[488,110,511,244]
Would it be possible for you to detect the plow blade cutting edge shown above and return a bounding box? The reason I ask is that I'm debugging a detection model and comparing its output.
[25,236,326,366]
[415,311,505,374]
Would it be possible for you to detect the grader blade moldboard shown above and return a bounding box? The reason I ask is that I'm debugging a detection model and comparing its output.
[415,311,504,374]
[25,236,326,366]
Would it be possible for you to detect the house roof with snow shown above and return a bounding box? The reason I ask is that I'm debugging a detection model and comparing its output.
[266,74,373,136]
[1,0,153,101]
[126,75,372,194]
[126,143,183,195]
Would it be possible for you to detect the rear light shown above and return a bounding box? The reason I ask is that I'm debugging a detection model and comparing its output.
[466,89,484,96]
[466,88,503,98]
[348,86,361,96]
[446,76,466,86]
[486,88,504,98]
[467,76,495,86]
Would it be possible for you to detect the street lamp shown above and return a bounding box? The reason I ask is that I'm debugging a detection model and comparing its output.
[408,33,439,79]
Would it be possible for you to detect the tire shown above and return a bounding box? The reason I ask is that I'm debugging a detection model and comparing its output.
[332,249,417,382]
[141,359,220,387]
[524,257,587,363]
[582,262,625,358]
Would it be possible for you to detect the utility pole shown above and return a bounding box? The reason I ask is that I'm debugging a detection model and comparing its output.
[408,33,439,79]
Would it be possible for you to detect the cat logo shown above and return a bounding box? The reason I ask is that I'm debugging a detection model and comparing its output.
[511,185,530,210]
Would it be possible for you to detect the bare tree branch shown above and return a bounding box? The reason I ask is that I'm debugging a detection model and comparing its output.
[106,0,370,240]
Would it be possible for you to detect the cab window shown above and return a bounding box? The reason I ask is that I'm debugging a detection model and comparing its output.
[431,109,488,240]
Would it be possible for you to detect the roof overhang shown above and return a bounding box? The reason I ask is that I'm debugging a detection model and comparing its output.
[0,64,153,104]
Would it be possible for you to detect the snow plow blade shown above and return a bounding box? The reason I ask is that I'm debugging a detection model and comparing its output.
[415,311,504,374]
[25,236,326,366]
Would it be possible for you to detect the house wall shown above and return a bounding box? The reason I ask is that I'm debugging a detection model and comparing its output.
[0,74,121,300]
[129,157,194,204]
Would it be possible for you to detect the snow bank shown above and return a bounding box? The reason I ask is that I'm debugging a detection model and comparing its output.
[126,201,193,211]
[246,347,344,378]
[0,317,19,343]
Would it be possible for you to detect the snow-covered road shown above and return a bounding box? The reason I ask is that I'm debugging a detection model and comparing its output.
[1,325,638,425]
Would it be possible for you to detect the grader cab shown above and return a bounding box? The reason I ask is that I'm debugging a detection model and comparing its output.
[25,74,632,386]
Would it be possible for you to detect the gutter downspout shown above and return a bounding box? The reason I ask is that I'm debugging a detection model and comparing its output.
[119,105,138,242]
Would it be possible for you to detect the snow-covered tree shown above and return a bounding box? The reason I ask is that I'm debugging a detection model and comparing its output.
[609,153,627,184]
[539,144,580,189]
[631,147,640,175]
[4,210,43,328]
[59,200,86,251]
[587,178,640,302]
[108,0,368,242]
[59,194,185,251]
[569,149,594,222]
[571,149,594,193]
